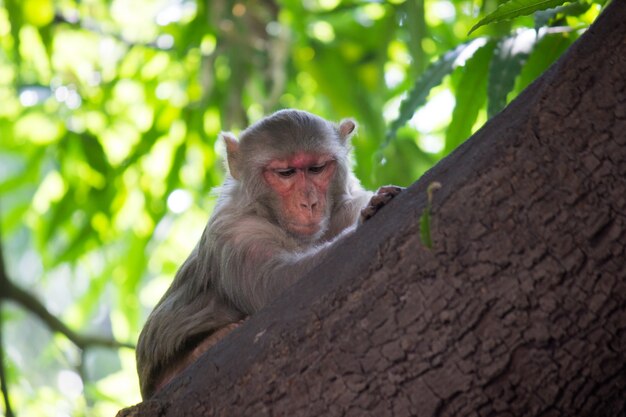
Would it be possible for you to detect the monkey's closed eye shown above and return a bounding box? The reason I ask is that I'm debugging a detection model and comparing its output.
[308,164,327,174]
[275,168,296,178]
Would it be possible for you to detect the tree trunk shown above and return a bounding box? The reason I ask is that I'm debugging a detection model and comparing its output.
[118,1,626,415]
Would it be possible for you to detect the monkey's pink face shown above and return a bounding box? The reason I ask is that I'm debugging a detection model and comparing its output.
[263,152,336,237]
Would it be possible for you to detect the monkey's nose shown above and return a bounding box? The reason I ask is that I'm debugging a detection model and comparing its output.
[300,201,318,211]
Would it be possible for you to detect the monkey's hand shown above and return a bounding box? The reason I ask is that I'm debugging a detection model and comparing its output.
[359,185,404,224]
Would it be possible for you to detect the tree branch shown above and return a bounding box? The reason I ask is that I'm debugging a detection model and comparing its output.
[0,222,15,417]
[1,278,135,351]
[0,220,134,351]
[0,311,15,417]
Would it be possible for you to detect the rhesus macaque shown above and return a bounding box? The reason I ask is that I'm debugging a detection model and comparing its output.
[136,109,402,398]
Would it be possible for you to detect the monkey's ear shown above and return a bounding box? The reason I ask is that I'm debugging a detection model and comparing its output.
[221,132,241,180]
[338,118,357,143]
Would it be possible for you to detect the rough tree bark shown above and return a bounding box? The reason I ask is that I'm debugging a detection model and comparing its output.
[119,1,626,415]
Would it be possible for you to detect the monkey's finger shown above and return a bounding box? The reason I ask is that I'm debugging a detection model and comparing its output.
[369,192,396,207]
[360,196,392,223]
[377,185,404,196]
[359,206,378,223]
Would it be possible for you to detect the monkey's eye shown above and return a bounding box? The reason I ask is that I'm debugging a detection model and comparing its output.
[308,163,327,174]
[275,168,296,178]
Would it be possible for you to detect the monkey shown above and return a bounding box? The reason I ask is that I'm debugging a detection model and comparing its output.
[136,109,402,398]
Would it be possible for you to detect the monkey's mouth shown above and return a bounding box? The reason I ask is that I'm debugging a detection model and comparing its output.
[286,221,324,237]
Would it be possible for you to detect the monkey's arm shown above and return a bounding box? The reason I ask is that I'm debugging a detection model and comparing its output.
[211,219,354,315]
[136,248,244,397]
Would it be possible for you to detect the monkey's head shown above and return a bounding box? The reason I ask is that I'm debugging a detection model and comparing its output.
[220,109,357,239]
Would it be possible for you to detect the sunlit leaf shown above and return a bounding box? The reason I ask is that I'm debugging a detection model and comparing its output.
[22,0,54,27]
[403,0,427,75]
[4,0,23,66]
[0,150,44,194]
[515,32,574,93]
[55,222,95,265]
[1,201,31,234]
[116,234,150,334]
[379,135,435,187]
[386,40,480,143]
[42,187,75,243]
[74,264,115,323]
[445,41,495,154]
[487,31,537,118]
[14,112,64,144]
[469,0,569,34]
[534,0,592,28]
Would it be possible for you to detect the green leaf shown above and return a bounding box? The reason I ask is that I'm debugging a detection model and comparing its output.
[487,32,537,118]
[117,234,150,330]
[74,263,115,327]
[386,40,481,144]
[22,0,54,27]
[379,135,436,187]
[165,142,188,194]
[54,222,96,265]
[0,170,36,194]
[419,181,441,249]
[4,0,23,66]
[42,187,75,243]
[469,0,570,34]
[403,0,427,75]
[1,201,31,234]
[534,0,591,28]
[79,134,111,176]
[445,41,495,154]
[515,32,574,93]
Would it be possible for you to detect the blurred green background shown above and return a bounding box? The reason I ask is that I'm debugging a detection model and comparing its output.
[0,0,603,415]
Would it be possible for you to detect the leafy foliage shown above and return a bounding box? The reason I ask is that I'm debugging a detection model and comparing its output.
[469,0,571,34]
[0,0,604,415]
[386,39,480,145]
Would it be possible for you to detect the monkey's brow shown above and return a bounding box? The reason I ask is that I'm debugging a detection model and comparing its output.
[284,161,332,170]
[271,157,333,167]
